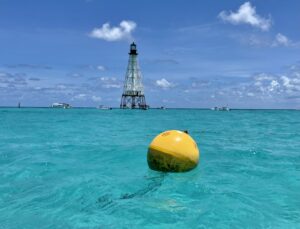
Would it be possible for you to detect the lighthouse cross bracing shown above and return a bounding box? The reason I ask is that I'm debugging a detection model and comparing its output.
[120,42,147,109]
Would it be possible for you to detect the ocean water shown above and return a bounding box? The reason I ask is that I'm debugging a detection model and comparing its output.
[0,108,299,229]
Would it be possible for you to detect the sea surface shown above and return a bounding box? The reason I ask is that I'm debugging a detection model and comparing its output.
[0,108,299,229]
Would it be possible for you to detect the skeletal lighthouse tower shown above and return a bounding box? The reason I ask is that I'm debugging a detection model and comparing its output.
[120,42,147,109]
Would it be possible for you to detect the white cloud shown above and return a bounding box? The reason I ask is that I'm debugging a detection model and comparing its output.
[155,78,175,89]
[97,65,106,71]
[102,84,121,89]
[280,75,300,92]
[276,33,289,45]
[237,32,298,48]
[269,80,280,92]
[100,77,116,81]
[254,73,274,90]
[99,76,121,88]
[73,94,87,100]
[71,73,82,77]
[272,33,291,47]
[89,20,136,41]
[208,71,299,101]
[253,74,281,93]
[281,76,291,88]
[250,71,300,97]
[218,2,271,31]
[255,73,274,81]
[91,95,102,102]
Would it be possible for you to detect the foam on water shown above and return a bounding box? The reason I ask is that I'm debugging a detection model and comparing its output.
[0,108,299,228]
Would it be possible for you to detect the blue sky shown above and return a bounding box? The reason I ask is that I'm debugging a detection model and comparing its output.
[0,0,300,108]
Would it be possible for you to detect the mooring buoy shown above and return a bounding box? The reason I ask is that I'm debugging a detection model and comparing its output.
[147,130,199,172]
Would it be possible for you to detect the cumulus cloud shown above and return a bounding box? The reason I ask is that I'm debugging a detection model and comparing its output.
[251,71,300,97]
[272,33,291,47]
[89,20,136,41]
[218,2,271,31]
[155,78,175,89]
[205,68,300,105]
[280,75,300,92]
[269,80,280,92]
[253,74,281,94]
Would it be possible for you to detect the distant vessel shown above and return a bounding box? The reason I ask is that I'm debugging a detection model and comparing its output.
[211,106,230,111]
[18,102,21,108]
[97,105,112,110]
[52,103,71,109]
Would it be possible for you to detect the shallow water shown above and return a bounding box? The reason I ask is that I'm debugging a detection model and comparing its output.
[0,108,299,228]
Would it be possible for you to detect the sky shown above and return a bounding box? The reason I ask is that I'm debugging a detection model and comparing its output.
[0,0,300,108]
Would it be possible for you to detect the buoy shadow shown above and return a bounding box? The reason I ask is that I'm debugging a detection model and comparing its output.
[96,173,167,210]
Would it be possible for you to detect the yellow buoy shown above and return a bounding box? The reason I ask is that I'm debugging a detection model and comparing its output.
[147,130,199,172]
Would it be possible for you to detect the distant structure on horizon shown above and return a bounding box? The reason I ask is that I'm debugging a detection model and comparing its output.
[120,42,147,109]
[51,102,71,109]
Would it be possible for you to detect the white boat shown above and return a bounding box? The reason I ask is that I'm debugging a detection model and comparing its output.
[52,103,71,109]
[97,105,112,110]
[211,106,230,111]
[219,106,230,111]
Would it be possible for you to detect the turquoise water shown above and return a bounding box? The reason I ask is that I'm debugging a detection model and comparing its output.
[0,108,299,228]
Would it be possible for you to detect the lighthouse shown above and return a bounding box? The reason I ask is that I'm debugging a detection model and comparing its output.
[120,42,147,109]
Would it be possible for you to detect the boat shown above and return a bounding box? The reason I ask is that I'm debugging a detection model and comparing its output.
[97,105,112,110]
[219,106,230,111]
[52,103,71,109]
[211,106,230,111]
